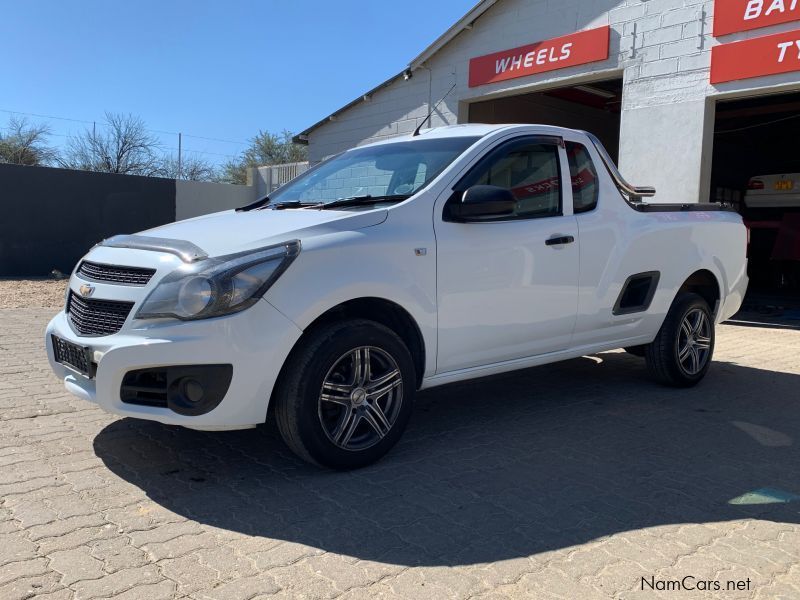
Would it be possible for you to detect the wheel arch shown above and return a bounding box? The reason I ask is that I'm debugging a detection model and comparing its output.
[676,269,721,316]
[280,297,427,390]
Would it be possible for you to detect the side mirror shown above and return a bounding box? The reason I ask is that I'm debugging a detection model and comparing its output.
[448,185,516,221]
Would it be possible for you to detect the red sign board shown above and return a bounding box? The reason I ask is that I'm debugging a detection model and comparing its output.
[711,27,800,83]
[468,26,610,88]
[714,0,800,37]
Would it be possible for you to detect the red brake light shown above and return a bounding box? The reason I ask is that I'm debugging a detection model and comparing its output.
[747,179,764,190]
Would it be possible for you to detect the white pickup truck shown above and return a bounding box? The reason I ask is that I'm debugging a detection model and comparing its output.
[46,124,748,469]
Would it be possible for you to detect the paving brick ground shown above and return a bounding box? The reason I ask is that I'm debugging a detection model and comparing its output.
[1,307,799,599]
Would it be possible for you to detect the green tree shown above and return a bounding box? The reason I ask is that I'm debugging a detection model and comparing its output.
[0,116,58,166]
[221,129,307,184]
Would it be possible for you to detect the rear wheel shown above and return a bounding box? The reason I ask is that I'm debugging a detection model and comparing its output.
[274,319,415,469]
[645,293,714,387]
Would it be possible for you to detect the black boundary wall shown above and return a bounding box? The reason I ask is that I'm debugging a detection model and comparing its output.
[0,163,176,276]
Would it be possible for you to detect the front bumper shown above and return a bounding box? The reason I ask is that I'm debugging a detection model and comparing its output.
[45,298,303,430]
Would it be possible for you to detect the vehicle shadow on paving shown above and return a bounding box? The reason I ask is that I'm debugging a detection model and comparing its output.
[94,351,800,566]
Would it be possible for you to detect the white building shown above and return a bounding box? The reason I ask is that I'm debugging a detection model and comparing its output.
[296,0,800,211]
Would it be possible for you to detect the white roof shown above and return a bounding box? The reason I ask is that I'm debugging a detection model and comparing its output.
[351,123,583,149]
[345,124,501,149]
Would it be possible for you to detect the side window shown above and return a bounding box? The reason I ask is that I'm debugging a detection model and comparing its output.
[566,142,599,214]
[460,141,562,219]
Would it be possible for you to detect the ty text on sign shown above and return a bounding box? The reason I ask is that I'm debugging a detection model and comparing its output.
[711,27,800,83]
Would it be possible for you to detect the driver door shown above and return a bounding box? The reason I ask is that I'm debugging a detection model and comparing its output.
[434,135,579,373]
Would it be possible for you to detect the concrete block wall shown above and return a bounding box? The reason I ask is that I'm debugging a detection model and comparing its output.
[175,179,257,221]
[618,0,800,202]
[248,163,310,198]
[614,0,714,203]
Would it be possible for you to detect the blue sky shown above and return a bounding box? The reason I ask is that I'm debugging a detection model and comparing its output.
[1,0,476,165]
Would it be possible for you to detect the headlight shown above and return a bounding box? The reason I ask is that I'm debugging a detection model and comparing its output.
[136,240,300,321]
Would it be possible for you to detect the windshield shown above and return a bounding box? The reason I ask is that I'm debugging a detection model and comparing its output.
[269,136,481,205]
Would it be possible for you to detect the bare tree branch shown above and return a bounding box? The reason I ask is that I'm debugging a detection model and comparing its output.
[0,117,58,166]
[157,153,218,181]
[59,112,162,175]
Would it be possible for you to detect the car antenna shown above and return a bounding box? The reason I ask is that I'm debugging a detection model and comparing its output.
[413,82,457,137]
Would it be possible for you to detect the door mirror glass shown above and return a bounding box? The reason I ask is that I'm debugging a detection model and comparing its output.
[448,185,517,221]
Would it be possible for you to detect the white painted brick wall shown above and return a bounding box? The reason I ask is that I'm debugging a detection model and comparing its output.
[641,58,678,78]
[306,0,800,203]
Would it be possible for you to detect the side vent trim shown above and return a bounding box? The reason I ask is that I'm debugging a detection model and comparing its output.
[613,271,661,316]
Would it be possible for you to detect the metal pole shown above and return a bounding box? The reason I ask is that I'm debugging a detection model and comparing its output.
[177,132,182,180]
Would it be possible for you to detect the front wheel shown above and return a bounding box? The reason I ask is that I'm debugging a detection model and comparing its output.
[274,319,415,470]
[645,293,715,387]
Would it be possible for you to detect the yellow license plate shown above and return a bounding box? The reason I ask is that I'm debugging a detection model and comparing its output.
[775,180,794,191]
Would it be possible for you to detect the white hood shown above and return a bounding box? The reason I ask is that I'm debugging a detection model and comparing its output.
[140,208,388,257]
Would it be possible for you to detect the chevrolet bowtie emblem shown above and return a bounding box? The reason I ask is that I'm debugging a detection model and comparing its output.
[79,284,95,297]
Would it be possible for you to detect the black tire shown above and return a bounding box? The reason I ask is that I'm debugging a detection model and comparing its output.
[624,345,646,357]
[645,293,715,387]
[273,319,415,470]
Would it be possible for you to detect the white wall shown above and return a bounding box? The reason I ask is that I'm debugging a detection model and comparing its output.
[175,180,256,221]
[305,0,800,204]
[248,163,310,198]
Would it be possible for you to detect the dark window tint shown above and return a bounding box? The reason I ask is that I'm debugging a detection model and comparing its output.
[566,142,599,214]
[469,143,562,219]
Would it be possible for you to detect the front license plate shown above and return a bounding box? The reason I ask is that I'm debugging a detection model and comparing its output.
[774,180,794,191]
[52,335,95,378]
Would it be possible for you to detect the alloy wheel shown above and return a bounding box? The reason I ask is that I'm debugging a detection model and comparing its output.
[318,346,403,451]
[676,308,712,375]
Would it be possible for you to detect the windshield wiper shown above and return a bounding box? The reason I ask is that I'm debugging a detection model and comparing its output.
[319,194,410,210]
[236,195,271,212]
[271,200,325,210]
[269,195,410,211]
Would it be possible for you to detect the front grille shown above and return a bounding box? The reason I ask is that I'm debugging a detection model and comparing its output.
[77,261,156,286]
[67,291,134,336]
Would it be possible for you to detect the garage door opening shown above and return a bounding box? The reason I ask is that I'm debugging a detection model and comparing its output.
[467,78,622,162]
[711,92,800,319]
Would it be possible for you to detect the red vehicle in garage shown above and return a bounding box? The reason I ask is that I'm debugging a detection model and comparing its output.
[744,173,800,290]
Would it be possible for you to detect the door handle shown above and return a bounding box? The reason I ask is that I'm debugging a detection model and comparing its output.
[545,235,575,246]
